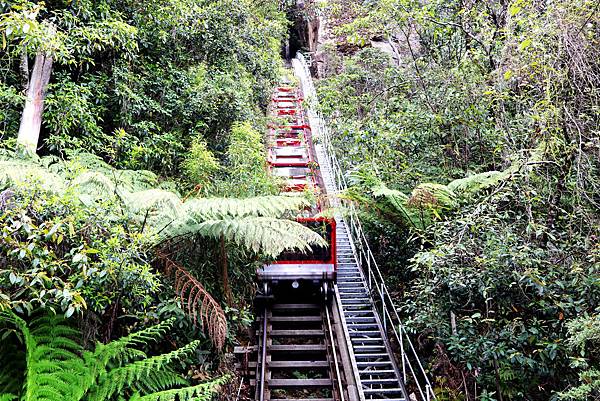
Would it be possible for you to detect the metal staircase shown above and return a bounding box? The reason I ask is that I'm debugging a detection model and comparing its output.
[293,54,436,401]
[335,221,408,401]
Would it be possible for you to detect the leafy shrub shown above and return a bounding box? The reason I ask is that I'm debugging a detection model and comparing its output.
[213,122,279,197]
[0,185,160,318]
[182,136,220,192]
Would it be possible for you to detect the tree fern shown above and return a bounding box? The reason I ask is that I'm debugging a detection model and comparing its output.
[175,217,328,257]
[447,170,508,194]
[0,156,318,254]
[0,160,65,192]
[371,183,422,228]
[124,189,185,233]
[345,166,511,230]
[182,195,309,220]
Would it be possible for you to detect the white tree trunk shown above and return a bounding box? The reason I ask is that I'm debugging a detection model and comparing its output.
[17,51,53,154]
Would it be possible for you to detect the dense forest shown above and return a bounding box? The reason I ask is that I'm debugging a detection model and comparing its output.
[0,0,598,400]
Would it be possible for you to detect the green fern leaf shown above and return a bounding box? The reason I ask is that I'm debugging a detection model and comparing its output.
[447,170,508,194]
[127,375,228,401]
[179,217,327,258]
[183,195,309,220]
[90,318,176,369]
[90,340,201,401]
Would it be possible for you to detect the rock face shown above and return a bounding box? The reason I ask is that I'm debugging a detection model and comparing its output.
[293,2,422,78]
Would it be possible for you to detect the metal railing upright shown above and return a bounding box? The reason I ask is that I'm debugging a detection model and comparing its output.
[293,53,436,401]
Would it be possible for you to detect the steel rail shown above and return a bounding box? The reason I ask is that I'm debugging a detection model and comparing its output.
[258,306,268,401]
[293,53,436,401]
[325,302,346,401]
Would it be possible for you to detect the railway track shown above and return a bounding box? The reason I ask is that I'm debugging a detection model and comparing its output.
[235,293,358,401]
[235,59,435,401]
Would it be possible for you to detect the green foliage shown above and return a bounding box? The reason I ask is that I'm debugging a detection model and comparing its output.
[183,196,310,220]
[182,137,220,192]
[182,217,327,258]
[557,315,600,400]
[345,167,509,230]
[213,122,280,197]
[0,180,160,318]
[0,0,287,177]
[318,0,600,399]
[0,310,227,401]
[402,175,599,398]
[0,152,325,322]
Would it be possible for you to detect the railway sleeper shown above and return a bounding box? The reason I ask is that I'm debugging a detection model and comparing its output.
[249,378,333,388]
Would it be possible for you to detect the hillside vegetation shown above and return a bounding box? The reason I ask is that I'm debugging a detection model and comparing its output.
[314,0,599,399]
[0,1,307,400]
[0,0,599,400]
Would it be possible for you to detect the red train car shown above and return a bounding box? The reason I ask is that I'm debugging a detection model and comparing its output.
[258,85,336,296]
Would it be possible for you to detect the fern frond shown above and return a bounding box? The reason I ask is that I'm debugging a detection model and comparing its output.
[127,375,228,401]
[124,189,184,234]
[407,183,457,209]
[183,195,309,220]
[132,368,189,394]
[447,170,508,194]
[0,160,66,192]
[69,171,117,199]
[371,183,423,228]
[158,253,227,350]
[90,341,201,401]
[0,394,17,401]
[90,318,176,368]
[15,312,91,401]
[184,217,328,257]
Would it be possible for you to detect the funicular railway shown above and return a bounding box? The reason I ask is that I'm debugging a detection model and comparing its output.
[235,55,436,401]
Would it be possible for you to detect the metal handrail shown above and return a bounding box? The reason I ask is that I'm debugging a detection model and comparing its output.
[293,53,436,401]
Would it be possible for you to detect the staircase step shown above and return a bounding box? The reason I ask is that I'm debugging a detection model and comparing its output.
[349,330,381,337]
[357,361,393,367]
[271,399,333,401]
[364,398,406,401]
[351,337,384,344]
[360,378,400,385]
[341,298,371,304]
[358,369,396,375]
[354,353,390,360]
[345,317,377,323]
[354,345,387,352]
[363,388,405,395]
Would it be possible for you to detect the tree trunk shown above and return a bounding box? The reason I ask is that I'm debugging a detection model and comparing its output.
[17,50,53,154]
[220,235,234,305]
[19,47,29,90]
